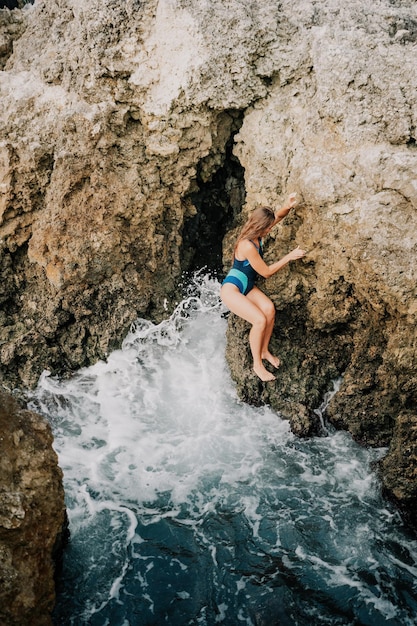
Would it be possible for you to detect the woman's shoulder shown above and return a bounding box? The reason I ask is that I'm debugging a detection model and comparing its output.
[236,238,259,258]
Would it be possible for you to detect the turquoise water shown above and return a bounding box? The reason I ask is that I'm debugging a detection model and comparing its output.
[30,275,417,625]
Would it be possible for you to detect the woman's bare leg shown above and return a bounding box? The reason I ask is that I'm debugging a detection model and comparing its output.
[247,287,280,368]
[220,284,275,381]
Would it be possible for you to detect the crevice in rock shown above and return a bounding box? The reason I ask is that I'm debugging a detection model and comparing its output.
[181,111,246,277]
[0,0,33,8]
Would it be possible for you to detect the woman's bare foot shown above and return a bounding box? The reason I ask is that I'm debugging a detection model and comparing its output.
[262,351,281,369]
[254,364,276,382]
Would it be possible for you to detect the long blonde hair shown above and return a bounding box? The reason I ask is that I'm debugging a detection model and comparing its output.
[233,207,275,258]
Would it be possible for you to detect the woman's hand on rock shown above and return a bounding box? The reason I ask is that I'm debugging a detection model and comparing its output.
[287,246,306,260]
[287,192,298,208]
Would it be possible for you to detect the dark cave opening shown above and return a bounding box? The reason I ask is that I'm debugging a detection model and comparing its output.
[0,0,33,8]
[181,119,246,278]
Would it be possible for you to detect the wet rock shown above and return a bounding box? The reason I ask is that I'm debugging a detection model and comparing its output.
[379,411,417,528]
[0,389,67,626]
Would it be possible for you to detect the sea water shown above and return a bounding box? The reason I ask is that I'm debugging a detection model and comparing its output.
[30,274,417,626]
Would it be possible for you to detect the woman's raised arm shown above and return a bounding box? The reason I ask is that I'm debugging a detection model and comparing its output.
[274,192,298,224]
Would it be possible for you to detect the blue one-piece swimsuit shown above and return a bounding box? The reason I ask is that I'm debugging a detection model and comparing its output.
[222,240,263,296]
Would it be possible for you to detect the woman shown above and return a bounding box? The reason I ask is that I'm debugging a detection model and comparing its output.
[220,193,306,382]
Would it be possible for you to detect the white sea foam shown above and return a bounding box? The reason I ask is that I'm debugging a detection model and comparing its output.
[30,274,417,626]
[35,279,291,523]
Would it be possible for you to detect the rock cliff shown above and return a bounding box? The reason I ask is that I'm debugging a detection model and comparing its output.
[0,0,416,527]
[0,389,67,625]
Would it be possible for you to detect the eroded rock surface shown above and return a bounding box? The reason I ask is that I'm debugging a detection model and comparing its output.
[221,0,417,523]
[0,0,416,522]
[0,389,67,625]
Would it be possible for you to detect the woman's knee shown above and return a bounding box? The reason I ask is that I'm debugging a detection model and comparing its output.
[252,312,268,331]
[263,300,275,322]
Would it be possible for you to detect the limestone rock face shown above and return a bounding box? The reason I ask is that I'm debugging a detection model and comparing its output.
[0,0,250,386]
[223,0,417,521]
[0,0,416,522]
[0,390,67,625]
